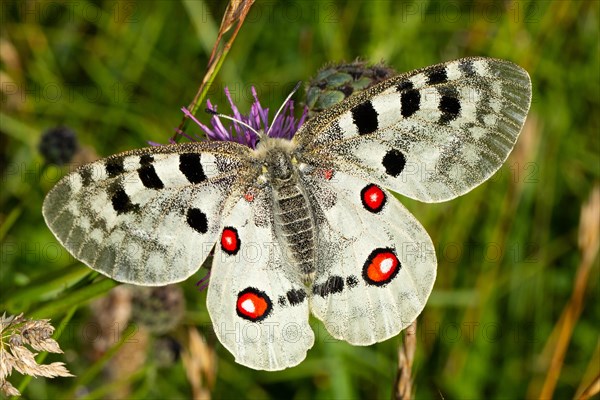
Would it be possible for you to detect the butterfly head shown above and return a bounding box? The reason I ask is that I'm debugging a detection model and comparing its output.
[253,134,298,183]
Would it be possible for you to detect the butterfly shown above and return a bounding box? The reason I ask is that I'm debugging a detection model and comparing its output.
[43,57,532,370]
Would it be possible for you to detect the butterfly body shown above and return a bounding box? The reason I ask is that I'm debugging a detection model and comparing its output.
[255,136,318,281]
[43,57,532,370]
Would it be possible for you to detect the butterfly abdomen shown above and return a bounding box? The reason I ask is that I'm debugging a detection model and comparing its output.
[273,181,316,277]
[261,143,316,281]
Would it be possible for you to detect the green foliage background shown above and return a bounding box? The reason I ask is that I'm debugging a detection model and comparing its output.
[1,0,598,399]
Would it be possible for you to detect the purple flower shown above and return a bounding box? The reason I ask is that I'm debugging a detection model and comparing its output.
[184,86,308,149]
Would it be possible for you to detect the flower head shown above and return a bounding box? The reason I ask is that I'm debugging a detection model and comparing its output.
[185,86,308,149]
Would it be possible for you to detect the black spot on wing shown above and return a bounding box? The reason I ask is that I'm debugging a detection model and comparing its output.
[105,157,125,177]
[351,101,379,135]
[278,296,287,307]
[313,276,344,297]
[179,153,206,184]
[346,275,359,288]
[109,184,139,214]
[439,96,461,124]
[438,88,461,124]
[396,80,414,91]
[140,154,154,165]
[286,288,307,306]
[427,67,448,84]
[138,163,164,189]
[400,89,420,117]
[382,149,406,177]
[186,208,208,234]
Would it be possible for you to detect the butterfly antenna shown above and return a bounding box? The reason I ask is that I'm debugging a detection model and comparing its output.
[265,81,302,137]
[205,108,261,137]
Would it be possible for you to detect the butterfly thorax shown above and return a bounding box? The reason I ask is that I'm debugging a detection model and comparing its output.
[256,138,316,285]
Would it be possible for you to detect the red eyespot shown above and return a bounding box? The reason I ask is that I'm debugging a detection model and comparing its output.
[323,169,334,180]
[361,184,386,213]
[236,288,272,322]
[244,192,254,202]
[221,227,240,255]
[363,248,400,286]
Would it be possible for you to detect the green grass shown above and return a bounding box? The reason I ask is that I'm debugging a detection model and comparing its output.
[1,0,598,399]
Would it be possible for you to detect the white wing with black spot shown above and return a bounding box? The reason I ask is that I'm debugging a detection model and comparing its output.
[302,169,436,344]
[296,57,532,202]
[42,142,252,285]
[207,189,315,370]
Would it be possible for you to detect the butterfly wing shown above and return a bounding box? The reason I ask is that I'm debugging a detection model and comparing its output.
[295,57,532,202]
[42,142,252,285]
[301,169,436,344]
[207,188,314,370]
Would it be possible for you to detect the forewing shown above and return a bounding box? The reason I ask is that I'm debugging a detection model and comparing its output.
[42,142,251,285]
[296,57,532,202]
[207,190,314,371]
[302,169,436,344]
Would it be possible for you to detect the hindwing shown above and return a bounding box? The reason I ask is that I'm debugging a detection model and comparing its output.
[301,169,436,344]
[207,189,314,370]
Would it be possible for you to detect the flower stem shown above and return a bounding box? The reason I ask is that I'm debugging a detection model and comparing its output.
[174,0,256,142]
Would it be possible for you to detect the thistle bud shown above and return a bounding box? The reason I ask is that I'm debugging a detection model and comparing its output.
[306,61,396,115]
